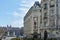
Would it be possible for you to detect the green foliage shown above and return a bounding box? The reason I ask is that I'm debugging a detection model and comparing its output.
[11,38,21,40]
[47,38,57,40]
[41,38,57,40]
[23,38,57,40]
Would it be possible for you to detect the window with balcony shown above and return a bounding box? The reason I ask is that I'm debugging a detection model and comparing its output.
[50,9,54,16]
[40,16,42,24]
[44,13,47,16]
[34,21,38,29]
[44,13,47,19]
[56,4,58,7]
[44,17,47,19]
[33,17,38,30]
[44,21,47,27]
[44,3,48,10]
[40,21,42,24]
[34,22,37,25]
[50,19,55,27]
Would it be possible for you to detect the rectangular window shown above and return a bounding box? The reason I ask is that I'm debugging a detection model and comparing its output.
[44,13,47,19]
[50,9,54,16]
[33,17,38,29]
[44,3,48,9]
[44,21,47,27]
[44,13,47,16]
[40,16,42,23]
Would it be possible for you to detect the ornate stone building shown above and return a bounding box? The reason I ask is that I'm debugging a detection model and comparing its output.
[24,1,41,37]
[0,26,21,38]
[24,0,60,38]
[40,0,60,38]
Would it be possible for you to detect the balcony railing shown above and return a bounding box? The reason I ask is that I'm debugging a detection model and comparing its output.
[44,16,47,19]
[50,5,55,7]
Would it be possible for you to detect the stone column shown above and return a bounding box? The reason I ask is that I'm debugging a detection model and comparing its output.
[7,31,9,36]
[13,32,15,36]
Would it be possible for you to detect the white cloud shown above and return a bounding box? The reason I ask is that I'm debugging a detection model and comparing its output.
[21,0,26,4]
[6,11,24,27]
[20,0,34,7]
[35,0,41,2]
[8,0,41,27]
[19,0,41,13]
[12,11,25,18]
[18,8,27,11]
[13,0,41,27]
[13,11,20,17]
[19,4,31,8]
[18,0,35,18]
[18,7,29,15]
[11,19,23,27]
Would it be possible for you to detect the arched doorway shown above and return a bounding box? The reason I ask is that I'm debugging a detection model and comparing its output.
[44,30,48,40]
[33,32,38,40]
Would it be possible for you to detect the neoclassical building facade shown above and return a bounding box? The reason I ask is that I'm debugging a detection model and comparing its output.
[24,0,60,38]
[24,1,41,37]
[40,0,60,38]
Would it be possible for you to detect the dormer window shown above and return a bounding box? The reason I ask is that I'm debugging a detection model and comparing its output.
[34,1,40,8]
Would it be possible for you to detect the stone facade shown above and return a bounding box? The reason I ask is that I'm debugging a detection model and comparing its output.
[24,1,41,37]
[40,0,60,38]
[24,0,60,38]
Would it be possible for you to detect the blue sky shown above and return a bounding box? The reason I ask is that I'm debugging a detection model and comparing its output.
[0,0,41,27]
